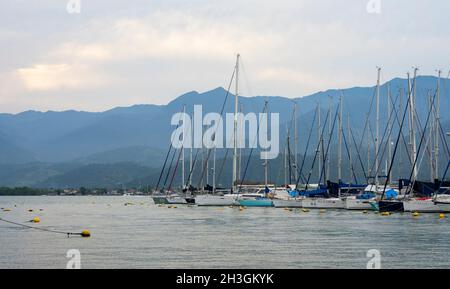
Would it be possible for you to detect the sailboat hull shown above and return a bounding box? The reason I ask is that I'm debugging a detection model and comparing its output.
[152,196,169,205]
[238,199,274,207]
[302,198,345,209]
[378,200,404,212]
[345,198,374,210]
[195,195,238,206]
[273,199,302,208]
[403,199,441,213]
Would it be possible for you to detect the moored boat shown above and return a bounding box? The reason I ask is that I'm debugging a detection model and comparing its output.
[403,198,441,213]
[195,194,238,206]
[302,197,345,209]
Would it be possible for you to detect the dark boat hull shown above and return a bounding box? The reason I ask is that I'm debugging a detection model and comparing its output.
[185,197,196,204]
[378,200,404,212]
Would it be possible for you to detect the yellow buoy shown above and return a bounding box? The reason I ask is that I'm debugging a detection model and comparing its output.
[412,212,420,217]
[32,217,40,223]
[302,209,310,213]
[239,206,245,211]
[381,212,391,216]
[363,210,368,214]
[320,209,326,213]
[81,230,91,238]
[439,213,445,219]
[3,209,11,212]
[28,209,34,212]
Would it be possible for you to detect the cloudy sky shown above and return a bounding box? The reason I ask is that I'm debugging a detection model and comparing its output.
[0,0,449,113]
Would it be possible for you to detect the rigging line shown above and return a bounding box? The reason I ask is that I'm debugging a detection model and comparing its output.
[350,126,367,180]
[168,142,185,191]
[295,104,318,189]
[185,148,200,189]
[341,119,358,184]
[388,89,412,165]
[357,89,377,153]
[162,147,178,192]
[405,89,437,196]
[409,129,434,194]
[367,91,400,178]
[239,103,267,189]
[0,218,84,237]
[380,81,413,199]
[196,65,236,190]
[154,106,185,192]
[317,105,339,186]
[304,104,332,190]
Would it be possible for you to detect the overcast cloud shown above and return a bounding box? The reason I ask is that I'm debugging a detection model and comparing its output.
[0,0,449,113]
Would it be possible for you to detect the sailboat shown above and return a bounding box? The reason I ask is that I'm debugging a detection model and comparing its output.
[194,54,242,207]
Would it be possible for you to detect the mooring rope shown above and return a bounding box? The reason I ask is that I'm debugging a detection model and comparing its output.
[0,217,89,237]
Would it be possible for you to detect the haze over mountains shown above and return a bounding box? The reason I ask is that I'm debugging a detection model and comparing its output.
[0,76,449,188]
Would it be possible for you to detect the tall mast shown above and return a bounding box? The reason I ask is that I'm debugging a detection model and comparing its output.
[387,84,392,183]
[189,109,193,187]
[435,70,441,180]
[375,67,381,187]
[347,113,352,183]
[232,54,240,192]
[238,103,244,183]
[264,101,269,187]
[294,102,298,182]
[318,103,321,180]
[213,146,216,193]
[328,97,332,181]
[338,94,343,190]
[284,123,288,185]
[182,105,186,188]
[412,68,418,180]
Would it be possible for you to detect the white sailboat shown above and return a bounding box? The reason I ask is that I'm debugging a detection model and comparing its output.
[272,188,302,208]
[195,54,241,207]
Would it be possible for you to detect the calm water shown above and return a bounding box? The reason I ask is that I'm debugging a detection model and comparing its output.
[0,196,449,269]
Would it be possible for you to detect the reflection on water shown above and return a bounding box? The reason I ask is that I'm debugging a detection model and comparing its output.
[0,196,449,269]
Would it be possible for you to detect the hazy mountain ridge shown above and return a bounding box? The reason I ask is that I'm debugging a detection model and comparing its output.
[0,75,449,188]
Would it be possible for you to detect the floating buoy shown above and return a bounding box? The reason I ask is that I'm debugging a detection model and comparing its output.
[3,209,11,212]
[81,230,91,238]
[381,212,391,216]
[363,210,368,214]
[302,209,310,213]
[239,206,245,211]
[32,217,40,223]
[412,212,420,217]
[320,209,326,213]
[39,209,44,211]
[28,209,33,212]
[439,213,445,219]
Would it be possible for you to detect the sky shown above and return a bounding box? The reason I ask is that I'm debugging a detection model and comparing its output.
[0,0,449,113]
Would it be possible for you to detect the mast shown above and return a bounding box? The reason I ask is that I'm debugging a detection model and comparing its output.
[375,67,381,187]
[213,146,216,193]
[264,101,269,187]
[189,110,193,187]
[318,103,321,180]
[238,103,244,183]
[232,54,240,192]
[338,95,343,192]
[328,97,332,181]
[435,70,441,180]
[347,113,352,183]
[412,68,418,180]
[294,102,298,183]
[284,123,288,185]
[387,84,392,183]
[182,105,186,188]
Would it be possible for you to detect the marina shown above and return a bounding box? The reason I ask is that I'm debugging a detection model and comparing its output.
[1,196,450,269]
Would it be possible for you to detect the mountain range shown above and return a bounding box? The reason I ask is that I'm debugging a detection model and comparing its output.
[0,75,449,188]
